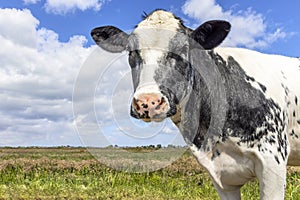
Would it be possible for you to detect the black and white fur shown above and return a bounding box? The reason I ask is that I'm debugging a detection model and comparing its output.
[91,10,300,200]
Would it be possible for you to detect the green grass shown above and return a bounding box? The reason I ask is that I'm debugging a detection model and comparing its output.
[0,147,299,200]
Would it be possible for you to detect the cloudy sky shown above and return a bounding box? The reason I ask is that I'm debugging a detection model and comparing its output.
[0,0,299,147]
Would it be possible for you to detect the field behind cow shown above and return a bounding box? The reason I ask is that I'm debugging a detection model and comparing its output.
[0,147,299,200]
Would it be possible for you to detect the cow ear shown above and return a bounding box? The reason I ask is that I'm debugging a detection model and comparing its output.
[191,20,231,50]
[91,26,129,53]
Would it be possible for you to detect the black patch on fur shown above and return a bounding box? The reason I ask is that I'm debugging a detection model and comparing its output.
[295,96,298,105]
[211,149,221,160]
[210,54,282,140]
[245,75,255,82]
[274,155,280,164]
[258,82,267,93]
[290,129,299,139]
[281,84,289,96]
[154,30,192,109]
[128,49,143,90]
[191,52,289,164]
[281,71,287,79]
[159,85,179,117]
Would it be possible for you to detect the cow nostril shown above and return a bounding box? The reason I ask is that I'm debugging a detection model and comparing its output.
[155,97,167,110]
[132,94,170,119]
[133,98,140,111]
[159,97,165,105]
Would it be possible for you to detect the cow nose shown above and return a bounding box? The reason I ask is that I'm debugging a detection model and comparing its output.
[132,93,169,119]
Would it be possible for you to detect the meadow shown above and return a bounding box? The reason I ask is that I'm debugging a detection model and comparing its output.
[0,147,299,200]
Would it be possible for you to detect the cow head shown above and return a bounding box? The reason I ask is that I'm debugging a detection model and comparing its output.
[91,10,230,122]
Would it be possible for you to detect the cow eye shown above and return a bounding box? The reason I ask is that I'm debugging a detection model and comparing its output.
[167,52,183,62]
[166,52,190,72]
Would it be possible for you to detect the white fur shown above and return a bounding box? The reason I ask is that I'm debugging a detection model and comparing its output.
[137,10,181,30]
[132,11,181,96]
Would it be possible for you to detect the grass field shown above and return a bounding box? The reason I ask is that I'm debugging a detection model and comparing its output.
[0,147,299,200]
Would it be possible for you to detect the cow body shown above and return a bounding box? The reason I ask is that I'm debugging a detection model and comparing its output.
[188,47,300,199]
[91,10,300,200]
[214,47,300,166]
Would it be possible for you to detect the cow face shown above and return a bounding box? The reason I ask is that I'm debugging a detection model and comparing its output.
[91,10,230,122]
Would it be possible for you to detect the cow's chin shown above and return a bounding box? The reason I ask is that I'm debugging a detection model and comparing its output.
[134,113,168,123]
[130,109,170,123]
[140,115,167,123]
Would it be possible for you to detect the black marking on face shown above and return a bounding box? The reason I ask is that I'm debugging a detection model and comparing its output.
[293,110,296,117]
[297,119,300,125]
[153,31,192,106]
[129,20,193,121]
[127,35,143,91]
[128,50,142,68]
[295,96,298,105]
[165,51,191,81]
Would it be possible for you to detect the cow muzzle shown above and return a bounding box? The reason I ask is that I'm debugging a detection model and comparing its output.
[131,93,170,122]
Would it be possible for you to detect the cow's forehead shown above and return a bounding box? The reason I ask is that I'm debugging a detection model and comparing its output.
[137,10,181,30]
[131,10,183,51]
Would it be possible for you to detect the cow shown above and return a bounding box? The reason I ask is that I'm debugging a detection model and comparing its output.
[91,9,300,200]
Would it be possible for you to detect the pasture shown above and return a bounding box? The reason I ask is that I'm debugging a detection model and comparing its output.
[0,147,299,199]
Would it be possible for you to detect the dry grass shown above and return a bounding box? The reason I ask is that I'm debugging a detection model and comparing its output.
[0,147,299,200]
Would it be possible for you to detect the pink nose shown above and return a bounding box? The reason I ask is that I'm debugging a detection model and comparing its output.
[132,93,168,119]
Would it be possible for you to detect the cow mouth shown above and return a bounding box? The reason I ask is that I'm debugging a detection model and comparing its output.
[130,103,177,123]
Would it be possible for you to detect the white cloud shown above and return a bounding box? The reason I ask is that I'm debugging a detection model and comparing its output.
[44,0,107,15]
[0,8,39,48]
[0,8,94,146]
[0,7,187,147]
[182,0,287,49]
[23,0,41,5]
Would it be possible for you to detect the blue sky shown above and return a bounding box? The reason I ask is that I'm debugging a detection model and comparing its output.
[0,0,299,147]
[1,0,299,55]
